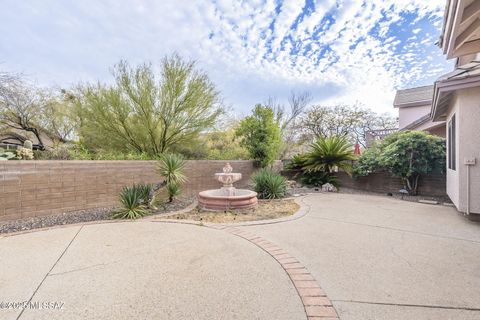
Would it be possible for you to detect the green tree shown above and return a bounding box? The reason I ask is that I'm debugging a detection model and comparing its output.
[203,125,249,160]
[0,74,76,150]
[235,104,281,167]
[298,104,397,147]
[354,131,446,195]
[75,55,222,156]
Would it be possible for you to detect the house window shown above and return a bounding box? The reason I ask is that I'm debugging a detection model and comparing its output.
[448,114,456,170]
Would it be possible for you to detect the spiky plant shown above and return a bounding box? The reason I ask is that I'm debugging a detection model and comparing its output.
[165,182,181,203]
[157,154,186,202]
[113,185,149,219]
[253,168,287,199]
[302,136,356,176]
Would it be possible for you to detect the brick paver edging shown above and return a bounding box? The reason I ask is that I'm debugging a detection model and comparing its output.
[209,224,339,320]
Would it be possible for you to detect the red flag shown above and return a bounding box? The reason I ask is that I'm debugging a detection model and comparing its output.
[354,143,361,156]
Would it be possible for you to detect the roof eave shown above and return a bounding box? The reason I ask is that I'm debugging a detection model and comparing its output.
[431,74,480,120]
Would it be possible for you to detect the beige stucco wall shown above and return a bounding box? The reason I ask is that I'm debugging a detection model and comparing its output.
[446,88,480,214]
[446,94,460,209]
[398,104,431,129]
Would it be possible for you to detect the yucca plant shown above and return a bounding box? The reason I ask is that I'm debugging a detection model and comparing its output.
[302,136,356,175]
[253,168,287,199]
[165,182,181,202]
[157,154,186,202]
[113,184,150,219]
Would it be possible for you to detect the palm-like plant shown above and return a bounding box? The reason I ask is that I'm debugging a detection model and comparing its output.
[302,136,356,176]
[113,185,149,219]
[156,154,186,202]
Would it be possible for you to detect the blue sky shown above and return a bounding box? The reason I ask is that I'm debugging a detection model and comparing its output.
[0,0,453,114]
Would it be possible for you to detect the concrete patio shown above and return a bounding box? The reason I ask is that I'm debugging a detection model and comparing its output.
[1,193,479,320]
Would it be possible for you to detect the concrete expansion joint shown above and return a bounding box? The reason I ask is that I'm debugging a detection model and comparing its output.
[331,299,480,312]
[210,200,339,320]
[15,225,84,320]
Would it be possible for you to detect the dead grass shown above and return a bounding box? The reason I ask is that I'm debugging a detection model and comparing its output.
[166,199,299,223]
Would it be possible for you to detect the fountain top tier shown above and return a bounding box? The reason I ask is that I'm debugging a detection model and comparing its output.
[214,163,242,188]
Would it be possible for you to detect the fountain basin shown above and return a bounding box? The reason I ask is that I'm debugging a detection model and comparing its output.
[198,189,258,211]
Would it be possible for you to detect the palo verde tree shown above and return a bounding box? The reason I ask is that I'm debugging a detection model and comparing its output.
[235,104,281,167]
[75,55,223,155]
[353,131,446,195]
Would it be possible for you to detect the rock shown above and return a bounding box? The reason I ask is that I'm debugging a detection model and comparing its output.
[287,180,298,188]
[321,183,338,192]
[418,199,439,205]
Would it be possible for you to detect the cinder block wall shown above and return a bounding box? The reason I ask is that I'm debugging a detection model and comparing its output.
[335,171,447,197]
[0,160,268,222]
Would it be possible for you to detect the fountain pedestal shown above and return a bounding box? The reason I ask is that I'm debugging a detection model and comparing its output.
[198,163,258,211]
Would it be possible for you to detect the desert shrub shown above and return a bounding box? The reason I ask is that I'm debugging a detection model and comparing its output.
[253,168,287,199]
[113,184,152,219]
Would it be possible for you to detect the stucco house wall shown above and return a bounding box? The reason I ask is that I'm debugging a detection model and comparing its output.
[458,88,480,213]
[398,105,431,129]
[445,88,480,214]
[446,94,460,209]
[426,125,446,137]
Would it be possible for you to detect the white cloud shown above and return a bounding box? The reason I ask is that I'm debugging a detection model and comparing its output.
[0,0,453,114]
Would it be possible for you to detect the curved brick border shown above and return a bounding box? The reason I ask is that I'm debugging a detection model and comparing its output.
[1,194,338,319]
[208,224,339,320]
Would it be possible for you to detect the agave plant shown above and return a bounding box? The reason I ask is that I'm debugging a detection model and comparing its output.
[302,136,356,176]
[113,184,150,219]
[157,154,186,202]
[253,168,287,199]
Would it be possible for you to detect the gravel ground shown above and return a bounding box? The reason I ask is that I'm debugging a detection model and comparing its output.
[166,199,299,223]
[0,196,195,235]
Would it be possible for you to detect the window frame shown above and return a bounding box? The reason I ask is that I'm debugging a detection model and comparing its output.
[448,114,456,170]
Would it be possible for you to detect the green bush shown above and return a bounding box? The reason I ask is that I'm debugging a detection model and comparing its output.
[353,130,446,195]
[253,168,287,199]
[113,184,153,219]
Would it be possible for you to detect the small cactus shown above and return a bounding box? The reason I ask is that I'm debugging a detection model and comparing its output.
[23,140,33,150]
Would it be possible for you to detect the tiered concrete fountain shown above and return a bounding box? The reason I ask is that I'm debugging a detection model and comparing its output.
[198,163,258,211]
